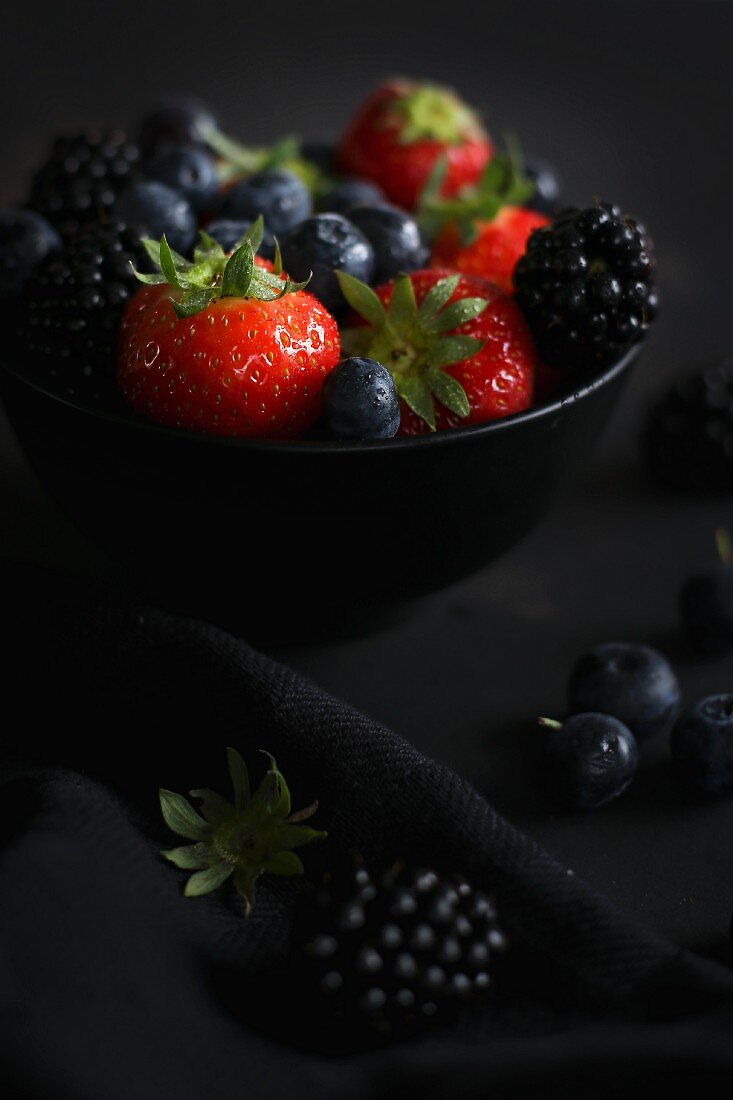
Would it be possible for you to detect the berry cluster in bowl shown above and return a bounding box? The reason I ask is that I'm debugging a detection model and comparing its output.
[0,81,658,441]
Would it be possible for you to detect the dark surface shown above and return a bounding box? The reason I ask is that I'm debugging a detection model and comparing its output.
[1,0,733,956]
[3,579,733,1099]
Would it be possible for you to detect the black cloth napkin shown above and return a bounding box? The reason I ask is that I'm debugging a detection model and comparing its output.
[2,561,733,1098]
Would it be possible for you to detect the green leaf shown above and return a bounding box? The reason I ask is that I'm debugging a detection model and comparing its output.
[162,843,213,870]
[428,296,489,334]
[172,286,218,318]
[184,862,234,897]
[286,800,319,824]
[239,215,264,256]
[233,866,259,916]
[159,236,188,289]
[129,266,167,285]
[263,850,304,876]
[142,237,162,268]
[272,238,283,276]
[426,367,470,418]
[427,334,483,368]
[190,788,234,827]
[250,754,291,817]
[226,747,250,810]
[387,274,419,332]
[417,275,460,324]
[420,153,448,206]
[159,789,210,841]
[396,375,436,431]
[278,824,328,850]
[221,241,255,298]
[336,271,387,328]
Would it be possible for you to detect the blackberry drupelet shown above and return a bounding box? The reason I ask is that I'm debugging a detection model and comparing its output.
[28,130,141,237]
[294,858,507,1043]
[513,202,657,370]
[22,221,147,378]
[644,359,733,491]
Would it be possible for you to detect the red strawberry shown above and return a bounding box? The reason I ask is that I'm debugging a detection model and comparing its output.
[337,80,492,211]
[418,148,549,290]
[118,221,340,438]
[338,268,537,436]
[431,206,550,292]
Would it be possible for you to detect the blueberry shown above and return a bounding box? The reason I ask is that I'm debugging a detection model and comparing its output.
[114,181,196,255]
[542,713,638,809]
[205,218,276,260]
[0,210,60,298]
[317,178,385,216]
[671,695,733,796]
[348,203,429,284]
[524,155,562,215]
[323,357,400,440]
[218,170,311,238]
[146,145,218,213]
[301,141,336,173]
[280,214,374,315]
[567,642,680,741]
[138,95,217,160]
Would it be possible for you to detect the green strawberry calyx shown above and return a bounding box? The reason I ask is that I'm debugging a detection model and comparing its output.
[390,81,484,146]
[196,120,326,193]
[160,747,326,916]
[418,142,534,247]
[131,216,309,319]
[337,270,491,431]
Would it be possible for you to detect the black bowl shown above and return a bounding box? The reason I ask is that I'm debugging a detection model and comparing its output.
[0,347,637,641]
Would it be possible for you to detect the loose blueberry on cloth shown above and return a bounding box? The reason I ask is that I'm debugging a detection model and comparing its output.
[2,561,733,1098]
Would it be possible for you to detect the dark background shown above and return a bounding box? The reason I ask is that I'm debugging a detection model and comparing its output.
[2,2,733,951]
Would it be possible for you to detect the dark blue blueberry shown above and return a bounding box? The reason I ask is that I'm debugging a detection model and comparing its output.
[323,357,400,441]
[567,642,680,741]
[138,95,217,160]
[301,141,336,173]
[280,214,374,315]
[317,178,385,216]
[524,155,562,215]
[680,565,733,657]
[114,181,196,255]
[145,145,218,213]
[348,203,429,284]
[671,695,733,796]
[542,713,638,809]
[218,170,311,237]
[205,218,276,260]
[0,210,60,298]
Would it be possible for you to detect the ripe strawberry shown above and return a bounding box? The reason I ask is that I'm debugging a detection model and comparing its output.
[118,220,340,438]
[337,268,537,435]
[431,206,550,292]
[336,80,492,211]
[419,149,549,291]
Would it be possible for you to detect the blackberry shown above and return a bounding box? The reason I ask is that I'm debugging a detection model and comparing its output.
[644,359,733,491]
[294,858,507,1043]
[22,220,147,378]
[513,202,657,371]
[28,130,141,237]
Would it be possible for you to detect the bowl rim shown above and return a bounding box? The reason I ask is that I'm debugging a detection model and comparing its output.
[0,343,639,455]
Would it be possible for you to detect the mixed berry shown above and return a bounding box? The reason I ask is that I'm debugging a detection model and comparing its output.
[3,80,659,441]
